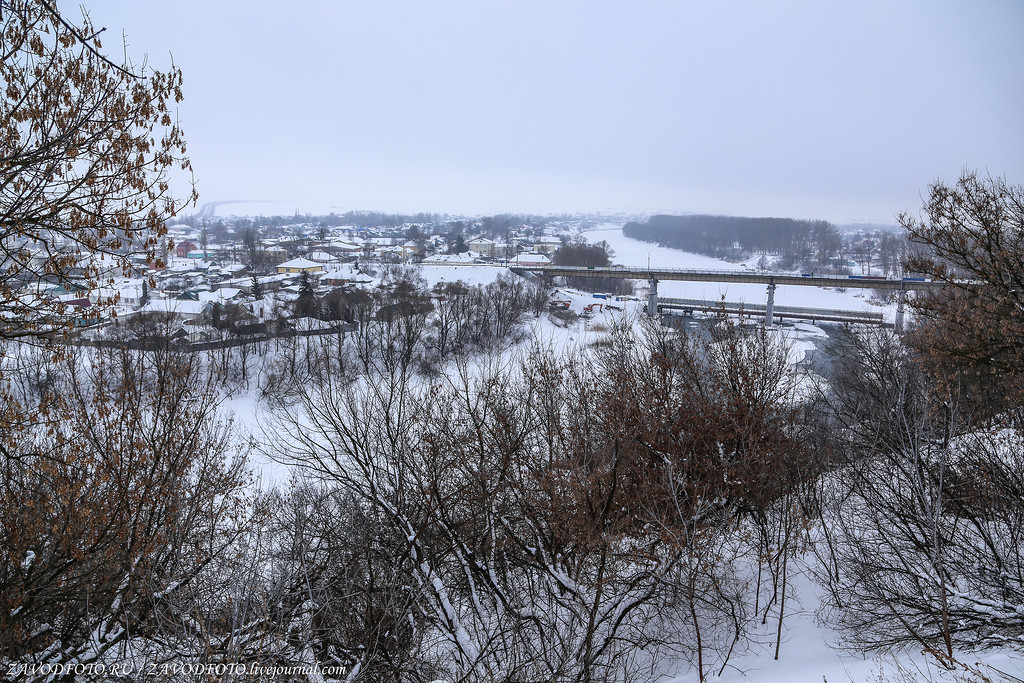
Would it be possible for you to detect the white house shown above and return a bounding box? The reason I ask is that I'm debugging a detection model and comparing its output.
[141,298,211,320]
[509,252,551,267]
[533,237,563,255]
[468,238,495,256]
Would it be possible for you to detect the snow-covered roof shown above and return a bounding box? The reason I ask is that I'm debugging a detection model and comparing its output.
[291,317,335,332]
[510,253,551,265]
[141,299,210,317]
[277,257,322,270]
[198,288,242,303]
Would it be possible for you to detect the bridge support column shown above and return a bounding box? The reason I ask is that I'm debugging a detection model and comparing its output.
[895,288,907,334]
[648,278,659,317]
[765,280,777,326]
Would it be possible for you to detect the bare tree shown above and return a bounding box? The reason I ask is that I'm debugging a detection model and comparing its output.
[902,170,1024,417]
[0,0,195,338]
[814,328,1024,661]
[266,314,814,682]
[0,347,251,676]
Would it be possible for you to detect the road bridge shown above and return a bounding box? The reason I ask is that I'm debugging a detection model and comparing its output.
[510,265,949,332]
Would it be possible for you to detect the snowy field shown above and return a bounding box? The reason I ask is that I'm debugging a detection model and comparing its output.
[417,262,507,288]
[666,563,1024,683]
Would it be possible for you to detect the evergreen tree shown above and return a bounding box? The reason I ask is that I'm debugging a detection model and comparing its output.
[296,271,317,318]
[299,271,315,298]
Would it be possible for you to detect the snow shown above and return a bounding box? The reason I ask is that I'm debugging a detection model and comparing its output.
[218,393,292,485]
[417,263,506,288]
[21,550,35,569]
[129,220,1021,680]
[665,564,1024,682]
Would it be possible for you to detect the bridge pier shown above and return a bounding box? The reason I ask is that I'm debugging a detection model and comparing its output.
[648,278,659,317]
[765,279,777,326]
[895,288,907,334]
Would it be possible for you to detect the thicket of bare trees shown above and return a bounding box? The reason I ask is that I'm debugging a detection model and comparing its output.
[255,268,545,404]
[0,345,251,678]
[812,327,1024,662]
[262,316,817,682]
[623,215,843,269]
[796,174,1024,669]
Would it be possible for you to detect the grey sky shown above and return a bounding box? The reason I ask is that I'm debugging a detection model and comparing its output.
[84,0,1023,222]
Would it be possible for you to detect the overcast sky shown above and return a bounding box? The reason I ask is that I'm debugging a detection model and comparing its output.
[84,0,1023,222]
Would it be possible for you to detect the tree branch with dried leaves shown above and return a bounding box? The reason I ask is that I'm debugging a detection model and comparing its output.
[0,0,196,339]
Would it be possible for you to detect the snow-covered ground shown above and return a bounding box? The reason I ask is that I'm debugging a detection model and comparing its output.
[207,225,1022,682]
[417,262,507,288]
[670,562,1024,683]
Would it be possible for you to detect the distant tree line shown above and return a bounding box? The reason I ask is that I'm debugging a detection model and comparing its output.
[624,214,843,268]
[329,211,443,228]
[178,211,445,230]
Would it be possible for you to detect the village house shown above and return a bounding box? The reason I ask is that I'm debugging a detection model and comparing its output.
[175,240,198,258]
[257,245,289,262]
[467,237,495,256]
[276,257,324,275]
[327,240,363,256]
[307,250,335,263]
[533,237,563,255]
[140,298,212,320]
[198,288,244,305]
[509,252,551,267]
[88,281,146,309]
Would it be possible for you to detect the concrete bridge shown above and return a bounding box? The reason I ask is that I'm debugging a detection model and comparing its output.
[509,265,949,332]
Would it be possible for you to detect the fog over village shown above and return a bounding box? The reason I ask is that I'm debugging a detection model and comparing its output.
[2,1,1023,682]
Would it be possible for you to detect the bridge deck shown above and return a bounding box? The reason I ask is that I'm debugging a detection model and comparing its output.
[511,265,945,291]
